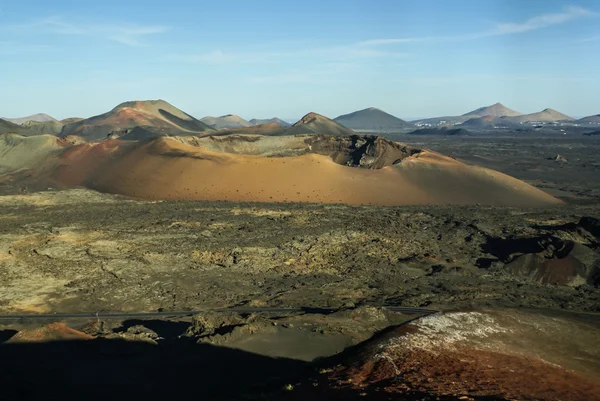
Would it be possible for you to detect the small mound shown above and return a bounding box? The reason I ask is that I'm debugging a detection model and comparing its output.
[7,323,93,343]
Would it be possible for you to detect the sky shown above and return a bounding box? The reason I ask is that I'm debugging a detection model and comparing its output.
[1,0,599,121]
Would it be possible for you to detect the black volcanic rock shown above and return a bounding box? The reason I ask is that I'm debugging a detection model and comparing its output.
[407,127,470,136]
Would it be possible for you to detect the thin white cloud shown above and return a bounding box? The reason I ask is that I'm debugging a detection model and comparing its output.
[9,16,169,46]
[360,6,597,46]
[491,6,594,35]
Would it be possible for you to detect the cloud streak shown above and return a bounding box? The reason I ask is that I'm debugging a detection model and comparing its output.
[9,16,169,46]
[361,6,597,46]
[491,6,594,35]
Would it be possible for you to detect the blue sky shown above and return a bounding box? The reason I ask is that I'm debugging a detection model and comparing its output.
[1,0,599,120]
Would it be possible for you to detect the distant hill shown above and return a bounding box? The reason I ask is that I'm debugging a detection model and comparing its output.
[509,108,574,123]
[459,108,573,129]
[463,103,522,117]
[460,115,521,129]
[4,113,57,125]
[333,107,413,131]
[408,127,470,136]
[578,114,600,124]
[282,112,357,136]
[412,102,522,126]
[249,118,291,127]
[200,114,252,129]
[60,99,215,140]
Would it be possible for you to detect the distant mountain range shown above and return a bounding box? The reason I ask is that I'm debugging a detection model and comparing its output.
[210,113,355,138]
[413,103,523,126]
[1,101,598,139]
[459,108,575,129]
[412,103,578,128]
[333,107,412,131]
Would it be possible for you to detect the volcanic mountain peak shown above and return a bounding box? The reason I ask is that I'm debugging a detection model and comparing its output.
[112,99,194,121]
[520,108,575,121]
[293,112,325,125]
[464,103,522,117]
[113,99,169,108]
[283,112,356,136]
[60,99,214,140]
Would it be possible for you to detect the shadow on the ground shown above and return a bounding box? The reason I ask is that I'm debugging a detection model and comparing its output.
[0,335,306,401]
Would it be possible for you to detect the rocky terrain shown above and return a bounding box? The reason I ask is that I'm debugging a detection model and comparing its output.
[0,189,597,315]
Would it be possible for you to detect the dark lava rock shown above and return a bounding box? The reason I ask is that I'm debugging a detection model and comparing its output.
[305,135,421,169]
[504,240,600,286]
